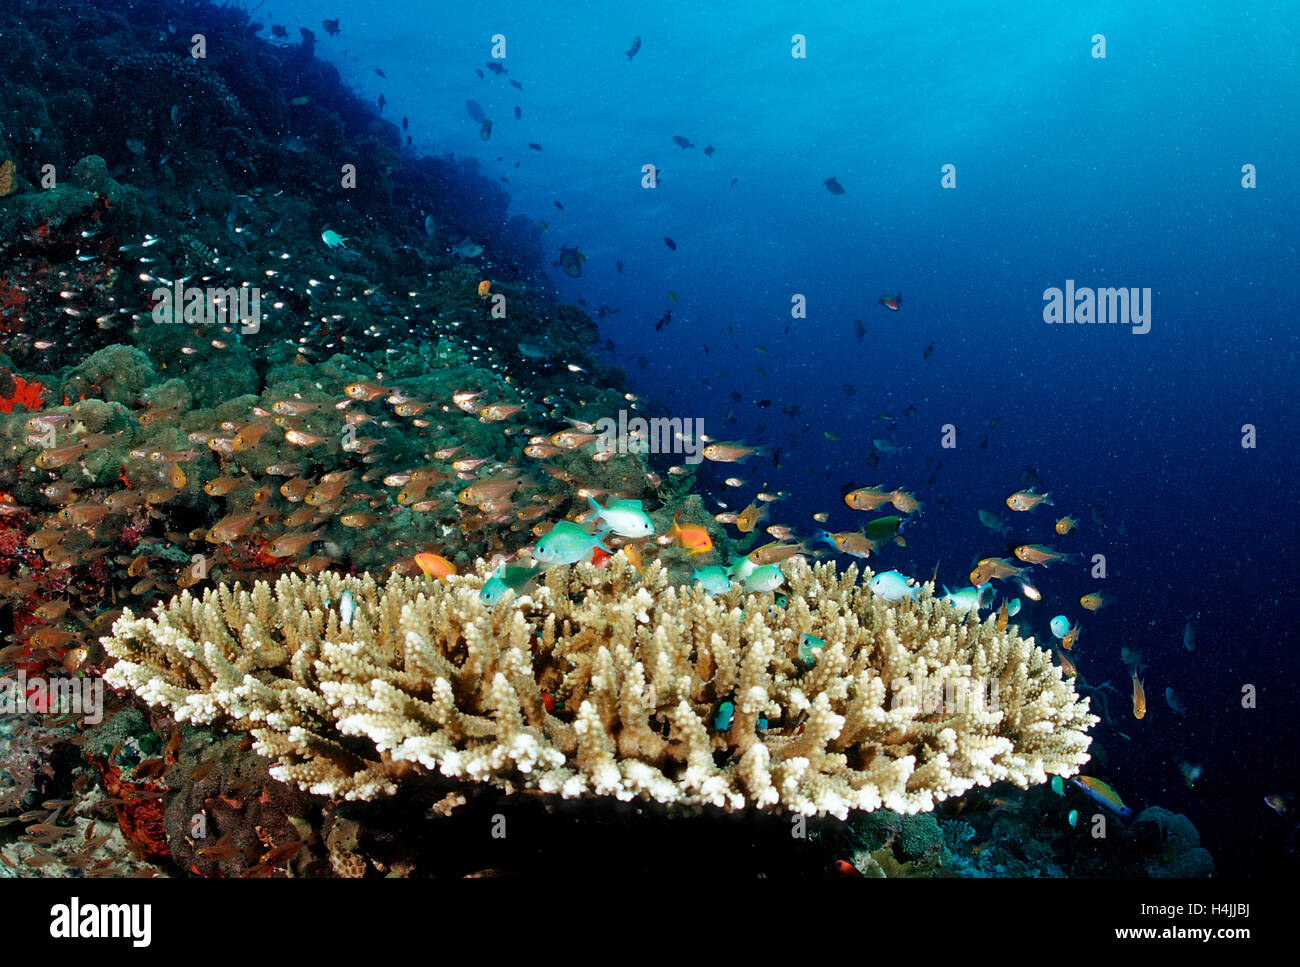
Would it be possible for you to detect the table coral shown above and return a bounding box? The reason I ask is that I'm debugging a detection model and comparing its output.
[103,558,1098,818]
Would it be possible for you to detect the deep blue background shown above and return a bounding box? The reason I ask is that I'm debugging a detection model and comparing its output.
[261,0,1299,875]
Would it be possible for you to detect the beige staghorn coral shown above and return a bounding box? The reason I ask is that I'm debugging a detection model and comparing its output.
[101,559,1097,818]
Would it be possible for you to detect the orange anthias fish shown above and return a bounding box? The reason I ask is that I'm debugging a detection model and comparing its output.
[479,403,523,423]
[877,293,901,311]
[1061,622,1081,651]
[735,501,769,533]
[550,430,597,449]
[1006,488,1053,512]
[620,544,643,572]
[206,510,260,543]
[668,516,712,556]
[345,381,388,401]
[831,531,875,558]
[266,528,324,558]
[339,512,380,528]
[415,551,457,580]
[969,557,1028,586]
[459,476,531,507]
[1013,544,1077,566]
[279,476,314,503]
[477,280,492,299]
[306,473,355,506]
[1080,592,1110,611]
[1055,515,1079,535]
[1131,672,1146,720]
[701,441,770,463]
[844,485,894,511]
[890,490,922,514]
[747,540,804,566]
[34,442,89,469]
[33,600,71,623]
[232,421,272,452]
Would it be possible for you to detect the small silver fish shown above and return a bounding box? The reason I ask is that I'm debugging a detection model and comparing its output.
[339,590,356,627]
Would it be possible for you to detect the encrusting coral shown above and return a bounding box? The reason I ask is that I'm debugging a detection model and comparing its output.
[102,558,1097,818]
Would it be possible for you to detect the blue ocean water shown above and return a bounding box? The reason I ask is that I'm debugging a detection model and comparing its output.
[266,0,1298,875]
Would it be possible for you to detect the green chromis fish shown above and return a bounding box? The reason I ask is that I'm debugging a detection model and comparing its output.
[692,565,732,595]
[321,229,348,248]
[480,563,541,604]
[1051,776,1065,796]
[585,495,654,538]
[867,570,919,602]
[797,633,825,667]
[743,564,785,593]
[338,589,356,627]
[940,583,995,615]
[532,521,611,565]
[726,556,757,584]
[713,700,734,731]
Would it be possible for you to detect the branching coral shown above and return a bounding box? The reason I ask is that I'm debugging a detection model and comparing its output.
[102,559,1097,818]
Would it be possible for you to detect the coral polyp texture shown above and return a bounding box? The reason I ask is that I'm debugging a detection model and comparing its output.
[102,559,1097,818]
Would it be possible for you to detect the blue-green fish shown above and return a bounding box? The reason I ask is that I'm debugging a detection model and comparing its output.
[941,583,994,615]
[797,633,825,666]
[338,589,356,627]
[744,564,784,593]
[585,495,654,538]
[692,565,731,595]
[1068,809,1078,827]
[321,229,348,248]
[713,700,734,731]
[533,521,611,565]
[868,570,919,602]
[1051,775,1065,796]
[480,563,541,604]
[726,556,757,584]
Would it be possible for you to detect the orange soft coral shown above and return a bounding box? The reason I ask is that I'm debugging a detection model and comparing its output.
[0,375,44,413]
